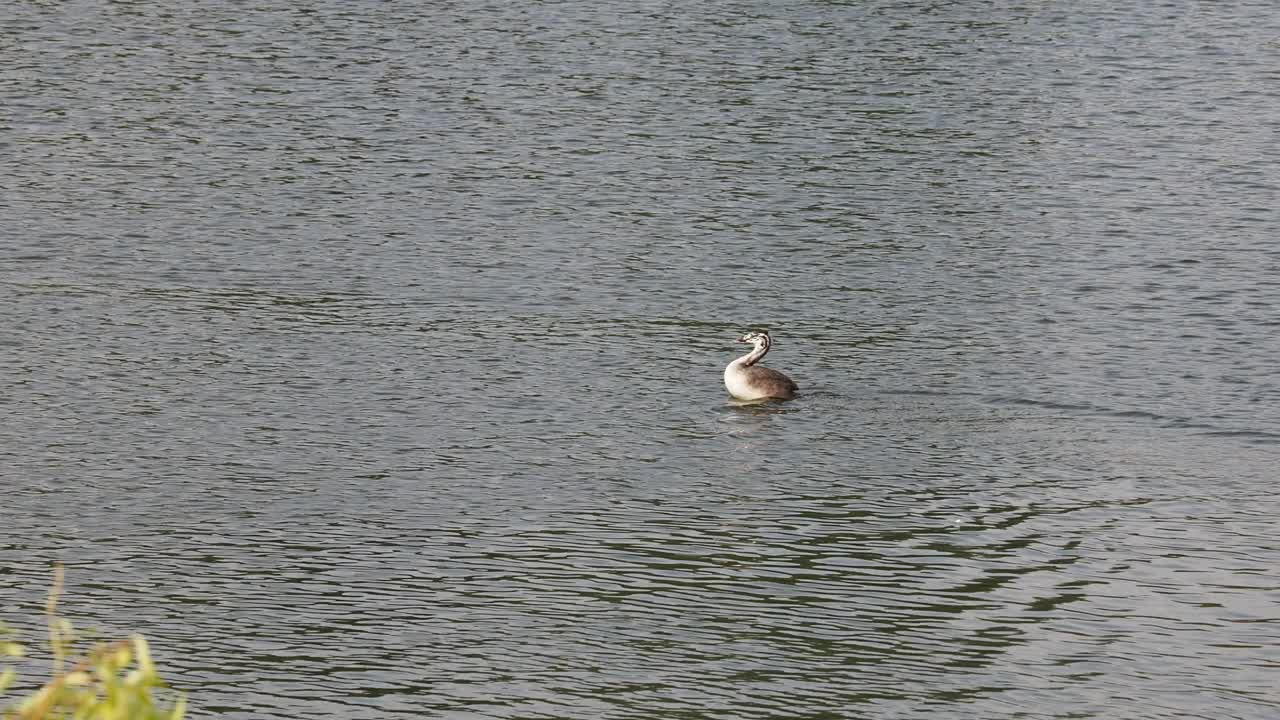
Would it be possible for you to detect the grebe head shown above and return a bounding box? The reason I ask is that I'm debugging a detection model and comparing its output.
[736,331,770,345]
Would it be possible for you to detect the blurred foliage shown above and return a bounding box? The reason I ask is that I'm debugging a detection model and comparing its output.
[1,566,185,720]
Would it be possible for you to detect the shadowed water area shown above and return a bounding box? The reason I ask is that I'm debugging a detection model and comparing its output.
[3,1,1279,718]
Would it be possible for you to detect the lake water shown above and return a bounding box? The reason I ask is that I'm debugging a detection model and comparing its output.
[3,1,1279,718]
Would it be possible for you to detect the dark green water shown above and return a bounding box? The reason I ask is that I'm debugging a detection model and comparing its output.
[3,1,1278,718]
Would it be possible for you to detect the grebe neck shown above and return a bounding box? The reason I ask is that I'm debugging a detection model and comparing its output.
[735,336,771,367]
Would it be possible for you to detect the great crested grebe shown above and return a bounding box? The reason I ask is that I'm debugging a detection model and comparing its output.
[724,331,799,401]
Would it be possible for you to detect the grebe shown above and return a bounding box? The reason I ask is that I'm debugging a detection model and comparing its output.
[724,331,799,401]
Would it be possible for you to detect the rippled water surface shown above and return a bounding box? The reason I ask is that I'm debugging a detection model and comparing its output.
[3,1,1279,718]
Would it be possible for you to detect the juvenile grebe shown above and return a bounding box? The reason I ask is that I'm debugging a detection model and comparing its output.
[724,331,799,401]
